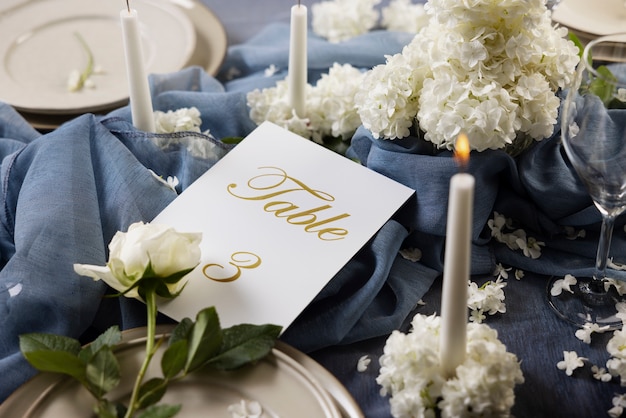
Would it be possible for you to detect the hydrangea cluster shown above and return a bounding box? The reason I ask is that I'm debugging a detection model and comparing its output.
[247,63,365,146]
[467,278,506,323]
[355,0,580,152]
[154,107,203,134]
[377,313,523,418]
[311,0,381,43]
[381,0,429,34]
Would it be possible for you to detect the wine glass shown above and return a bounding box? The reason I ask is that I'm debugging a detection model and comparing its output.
[547,33,626,329]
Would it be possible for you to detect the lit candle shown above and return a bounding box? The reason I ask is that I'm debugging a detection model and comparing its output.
[439,133,474,379]
[120,2,155,132]
[288,1,307,117]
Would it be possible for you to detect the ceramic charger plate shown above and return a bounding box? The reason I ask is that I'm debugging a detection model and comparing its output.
[0,0,197,115]
[0,326,364,418]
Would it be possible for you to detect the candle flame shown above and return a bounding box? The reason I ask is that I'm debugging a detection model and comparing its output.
[454,133,470,170]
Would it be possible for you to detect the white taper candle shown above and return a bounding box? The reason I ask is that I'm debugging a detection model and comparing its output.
[439,160,474,378]
[288,3,307,117]
[120,7,155,132]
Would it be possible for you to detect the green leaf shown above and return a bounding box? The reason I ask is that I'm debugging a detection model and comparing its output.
[85,346,120,396]
[79,326,122,362]
[568,32,584,59]
[161,339,188,379]
[21,350,87,382]
[169,318,193,346]
[135,404,182,418]
[184,307,222,373]
[20,333,82,356]
[221,136,244,145]
[207,324,281,370]
[93,399,121,418]
[137,378,168,410]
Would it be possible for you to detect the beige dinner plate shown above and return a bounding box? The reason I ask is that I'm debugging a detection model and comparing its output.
[552,0,626,37]
[0,326,364,418]
[0,0,197,115]
[16,0,226,131]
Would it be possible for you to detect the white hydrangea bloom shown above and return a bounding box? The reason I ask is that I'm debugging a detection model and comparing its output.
[355,0,579,151]
[154,107,203,134]
[381,0,429,33]
[311,0,381,43]
[247,63,365,143]
[377,313,523,418]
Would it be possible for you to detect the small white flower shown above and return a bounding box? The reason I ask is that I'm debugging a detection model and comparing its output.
[148,170,179,193]
[606,279,626,296]
[609,394,626,418]
[591,365,613,382]
[609,259,626,271]
[493,263,511,280]
[67,70,82,92]
[399,247,422,262]
[469,308,486,323]
[607,329,626,360]
[227,399,263,418]
[616,302,626,324]
[557,351,587,376]
[357,355,371,372]
[517,236,545,259]
[264,64,279,77]
[575,322,610,344]
[607,357,626,386]
[514,269,524,280]
[550,274,577,296]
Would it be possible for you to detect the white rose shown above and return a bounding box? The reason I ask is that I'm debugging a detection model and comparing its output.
[74,221,202,298]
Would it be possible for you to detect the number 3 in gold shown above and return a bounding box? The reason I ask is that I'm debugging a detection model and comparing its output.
[202,252,262,282]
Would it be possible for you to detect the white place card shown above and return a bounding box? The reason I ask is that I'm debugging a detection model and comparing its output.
[153,122,414,330]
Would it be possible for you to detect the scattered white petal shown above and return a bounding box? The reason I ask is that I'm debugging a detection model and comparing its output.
[514,269,524,280]
[357,355,371,372]
[557,351,587,376]
[399,247,422,262]
[550,274,577,296]
[493,263,511,280]
[148,170,178,193]
[227,399,263,418]
[592,365,613,382]
[264,64,279,77]
[575,322,610,344]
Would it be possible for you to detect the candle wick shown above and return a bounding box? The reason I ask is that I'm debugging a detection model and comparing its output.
[126,0,130,12]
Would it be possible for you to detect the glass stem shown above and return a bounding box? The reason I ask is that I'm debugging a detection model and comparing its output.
[594,214,616,282]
